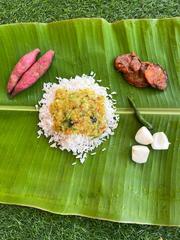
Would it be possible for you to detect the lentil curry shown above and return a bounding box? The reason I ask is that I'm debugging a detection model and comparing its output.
[50,88,107,137]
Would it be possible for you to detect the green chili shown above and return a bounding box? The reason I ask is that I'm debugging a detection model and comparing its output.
[128,96,153,130]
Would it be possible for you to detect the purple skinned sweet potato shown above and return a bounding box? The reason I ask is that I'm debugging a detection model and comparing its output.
[7,48,40,93]
[11,50,55,97]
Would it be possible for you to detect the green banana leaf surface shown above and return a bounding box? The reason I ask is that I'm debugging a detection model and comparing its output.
[0,18,180,226]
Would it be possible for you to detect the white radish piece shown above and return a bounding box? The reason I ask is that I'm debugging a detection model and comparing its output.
[135,126,153,145]
[151,132,170,150]
[132,145,150,164]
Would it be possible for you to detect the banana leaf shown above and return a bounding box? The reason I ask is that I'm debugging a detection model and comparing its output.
[0,18,180,226]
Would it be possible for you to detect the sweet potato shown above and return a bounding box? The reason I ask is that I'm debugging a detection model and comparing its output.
[11,50,55,96]
[7,48,40,93]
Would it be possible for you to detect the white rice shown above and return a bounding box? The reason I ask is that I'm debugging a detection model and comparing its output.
[72,162,77,166]
[90,152,96,155]
[37,74,119,163]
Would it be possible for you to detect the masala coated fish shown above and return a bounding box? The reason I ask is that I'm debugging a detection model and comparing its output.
[114,52,167,90]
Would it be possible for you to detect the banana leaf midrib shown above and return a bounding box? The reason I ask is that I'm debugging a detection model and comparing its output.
[0,105,180,115]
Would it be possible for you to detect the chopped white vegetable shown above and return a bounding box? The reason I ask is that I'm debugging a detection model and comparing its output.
[135,126,153,145]
[151,132,170,150]
[132,145,150,164]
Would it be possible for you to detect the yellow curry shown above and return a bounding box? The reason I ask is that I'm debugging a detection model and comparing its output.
[50,88,107,137]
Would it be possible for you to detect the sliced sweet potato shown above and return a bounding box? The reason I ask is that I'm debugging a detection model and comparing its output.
[11,50,55,96]
[7,48,40,93]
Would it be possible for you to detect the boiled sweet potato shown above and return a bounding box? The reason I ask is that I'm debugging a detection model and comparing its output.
[11,50,55,96]
[7,48,40,93]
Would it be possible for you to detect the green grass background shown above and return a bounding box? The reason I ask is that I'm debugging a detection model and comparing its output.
[0,0,180,239]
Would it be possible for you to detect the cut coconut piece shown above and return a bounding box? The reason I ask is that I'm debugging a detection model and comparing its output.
[132,145,150,164]
[151,132,170,150]
[135,126,153,145]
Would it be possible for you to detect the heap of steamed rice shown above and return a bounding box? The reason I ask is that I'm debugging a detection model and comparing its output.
[37,73,119,163]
